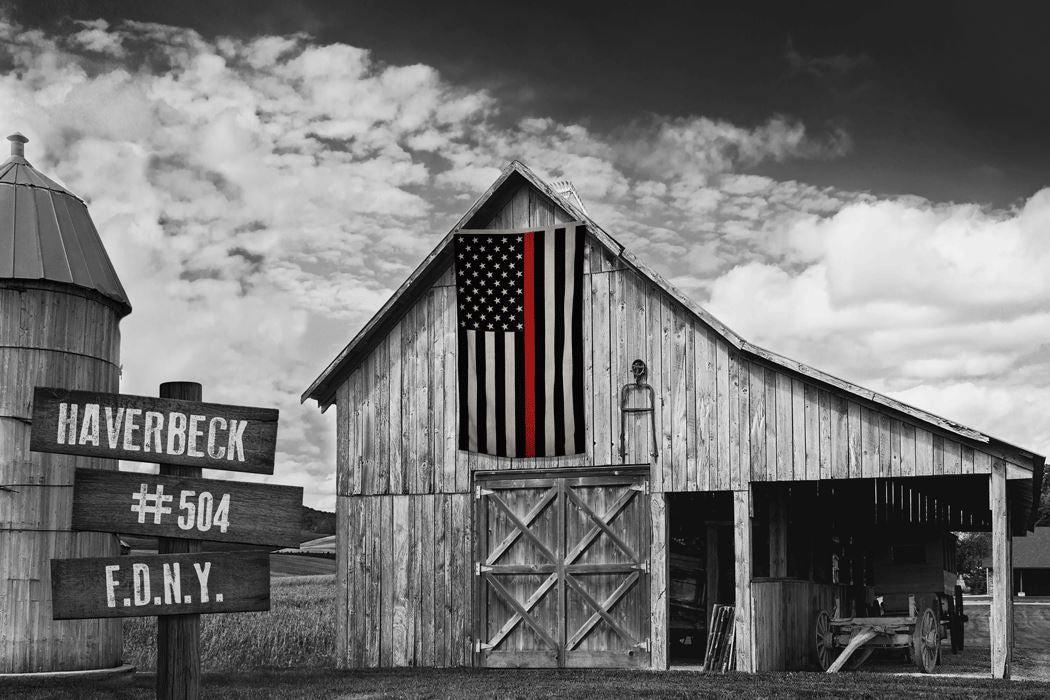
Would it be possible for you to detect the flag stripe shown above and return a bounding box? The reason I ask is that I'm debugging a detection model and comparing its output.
[493,331,507,457]
[458,330,468,451]
[571,226,586,452]
[514,331,526,457]
[543,228,557,455]
[502,332,515,457]
[522,230,537,457]
[553,227,567,455]
[466,330,479,452]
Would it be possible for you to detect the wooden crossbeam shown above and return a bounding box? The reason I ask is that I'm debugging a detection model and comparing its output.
[564,487,637,565]
[564,572,639,649]
[485,486,558,566]
[485,574,559,650]
[484,572,559,651]
[565,486,638,562]
[487,490,558,564]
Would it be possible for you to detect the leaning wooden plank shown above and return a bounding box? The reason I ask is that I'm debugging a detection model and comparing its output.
[826,626,879,673]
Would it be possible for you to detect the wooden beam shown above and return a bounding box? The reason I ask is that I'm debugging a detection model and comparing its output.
[650,492,669,670]
[733,489,754,672]
[989,459,1013,679]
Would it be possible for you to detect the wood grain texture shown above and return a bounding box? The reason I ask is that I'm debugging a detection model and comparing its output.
[70,469,302,547]
[989,460,1013,679]
[51,550,269,619]
[1,285,122,674]
[733,489,754,672]
[30,387,279,474]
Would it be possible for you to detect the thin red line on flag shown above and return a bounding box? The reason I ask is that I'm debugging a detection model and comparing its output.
[522,230,537,457]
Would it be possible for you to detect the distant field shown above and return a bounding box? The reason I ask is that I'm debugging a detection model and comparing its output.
[270,553,336,577]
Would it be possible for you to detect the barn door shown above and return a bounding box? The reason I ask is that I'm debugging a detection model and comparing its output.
[474,467,650,668]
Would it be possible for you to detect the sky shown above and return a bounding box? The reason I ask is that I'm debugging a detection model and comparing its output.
[2,2,1048,509]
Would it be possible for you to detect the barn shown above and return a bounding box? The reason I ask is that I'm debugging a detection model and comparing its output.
[302,161,1043,678]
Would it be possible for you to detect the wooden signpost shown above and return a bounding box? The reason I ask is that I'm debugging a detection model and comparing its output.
[32,381,297,700]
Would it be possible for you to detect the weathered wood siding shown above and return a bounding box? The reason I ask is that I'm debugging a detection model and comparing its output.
[751,579,841,672]
[336,493,473,668]
[333,181,1019,499]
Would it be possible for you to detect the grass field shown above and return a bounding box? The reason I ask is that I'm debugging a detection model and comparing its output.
[7,577,1050,698]
[122,574,336,671]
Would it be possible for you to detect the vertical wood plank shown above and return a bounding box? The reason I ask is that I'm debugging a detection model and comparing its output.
[775,373,792,480]
[381,497,394,667]
[416,303,433,493]
[734,489,754,672]
[401,308,417,494]
[861,407,878,479]
[804,383,819,481]
[697,326,715,491]
[791,378,806,481]
[421,496,435,665]
[832,395,849,480]
[989,459,1012,679]
[583,264,595,470]
[749,365,766,482]
[847,401,862,478]
[671,311,689,489]
[916,428,934,476]
[715,339,730,491]
[442,288,459,493]
[335,496,349,667]
[612,270,629,464]
[944,439,962,475]
[650,492,668,669]
[392,496,409,666]
[366,498,381,667]
[961,445,975,475]
[817,390,831,480]
[890,419,902,478]
[388,322,404,494]
[933,435,945,476]
[645,287,664,491]
[361,351,376,494]
[764,368,777,482]
[736,355,751,490]
[591,272,612,464]
[686,322,699,486]
[900,423,916,477]
[429,291,446,493]
[373,334,390,494]
[879,414,892,478]
[975,449,992,474]
[660,301,673,487]
[728,349,741,491]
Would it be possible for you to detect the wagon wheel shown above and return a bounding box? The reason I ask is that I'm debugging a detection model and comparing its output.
[912,608,940,673]
[815,609,834,671]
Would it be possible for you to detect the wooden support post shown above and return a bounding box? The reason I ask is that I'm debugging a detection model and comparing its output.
[650,492,668,670]
[157,381,203,699]
[989,459,1012,679]
[769,487,788,578]
[733,488,754,672]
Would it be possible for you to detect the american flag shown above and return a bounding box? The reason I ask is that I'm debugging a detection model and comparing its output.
[455,224,586,457]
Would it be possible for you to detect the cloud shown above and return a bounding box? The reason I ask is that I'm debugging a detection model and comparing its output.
[2,16,1042,508]
[785,37,871,79]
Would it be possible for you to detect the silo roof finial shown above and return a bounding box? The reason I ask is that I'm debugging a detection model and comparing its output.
[8,132,28,158]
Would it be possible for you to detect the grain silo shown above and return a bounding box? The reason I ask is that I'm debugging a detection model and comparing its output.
[0,133,132,673]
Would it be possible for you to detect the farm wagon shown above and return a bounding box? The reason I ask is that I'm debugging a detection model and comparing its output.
[303,160,1043,679]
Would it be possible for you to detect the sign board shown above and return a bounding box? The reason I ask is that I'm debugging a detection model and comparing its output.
[71,469,303,547]
[50,550,270,619]
[30,387,279,474]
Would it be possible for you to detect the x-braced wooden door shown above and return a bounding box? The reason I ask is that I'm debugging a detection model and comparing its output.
[473,466,651,668]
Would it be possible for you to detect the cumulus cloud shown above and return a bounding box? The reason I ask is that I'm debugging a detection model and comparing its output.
[1,16,1042,507]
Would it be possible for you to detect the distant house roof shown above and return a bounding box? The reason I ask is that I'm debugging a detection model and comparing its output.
[301,160,1043,481]
[984,526,1050,569]
[0,133,131,316]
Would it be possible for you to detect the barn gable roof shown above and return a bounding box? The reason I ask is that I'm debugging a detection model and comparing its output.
[301,160,1043,478]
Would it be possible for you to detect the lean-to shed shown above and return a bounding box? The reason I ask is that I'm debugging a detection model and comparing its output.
[303,160,1042,678]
